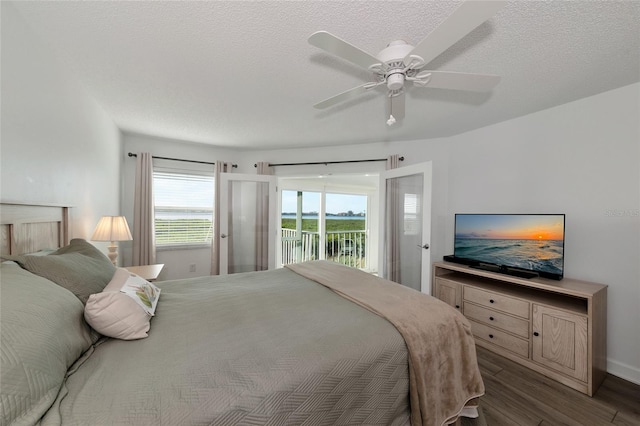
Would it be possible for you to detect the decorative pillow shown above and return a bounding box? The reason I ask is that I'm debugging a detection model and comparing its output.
[84,268,161,340]
[13,239,116,304]
[0,262,94,426]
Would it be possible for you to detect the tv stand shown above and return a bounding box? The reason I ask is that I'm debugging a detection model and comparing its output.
[469,263,539,279]
[432,261,607,396]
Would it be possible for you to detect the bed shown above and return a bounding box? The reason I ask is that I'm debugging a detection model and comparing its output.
[0,203,484,426]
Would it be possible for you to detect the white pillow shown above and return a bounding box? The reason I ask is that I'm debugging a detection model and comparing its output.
[84,268,161,340]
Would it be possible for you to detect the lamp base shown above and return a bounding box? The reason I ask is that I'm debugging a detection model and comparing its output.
[107,242,118,266]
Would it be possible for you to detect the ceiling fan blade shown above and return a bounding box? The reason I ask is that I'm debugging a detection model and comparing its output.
[387,92,405,121]
[414,71,500,92]
[309,31,381,70]
[405,1,506,66]
[313,83,374,109]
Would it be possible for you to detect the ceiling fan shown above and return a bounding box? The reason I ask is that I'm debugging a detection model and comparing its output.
[308,1,505,126]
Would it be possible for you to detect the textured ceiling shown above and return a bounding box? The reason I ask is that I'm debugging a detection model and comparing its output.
[9,1,640,150]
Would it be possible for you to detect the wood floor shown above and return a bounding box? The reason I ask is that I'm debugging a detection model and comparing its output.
[462,347,640,426]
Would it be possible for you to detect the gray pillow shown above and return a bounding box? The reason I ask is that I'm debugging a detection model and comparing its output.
[14,239,116,304]
[0,262,94,426]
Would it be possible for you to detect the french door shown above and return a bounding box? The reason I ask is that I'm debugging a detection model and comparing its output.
[219,173,277,275]
[378,162,433,293]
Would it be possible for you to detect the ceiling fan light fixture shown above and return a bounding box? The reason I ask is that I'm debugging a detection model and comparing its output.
[386,72,405,90]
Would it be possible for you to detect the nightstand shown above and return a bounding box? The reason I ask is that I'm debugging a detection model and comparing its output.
[124,264,164,282]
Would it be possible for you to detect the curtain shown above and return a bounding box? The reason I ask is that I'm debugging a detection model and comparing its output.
[210,161,230,275]
[385,154,402,283]
[386,154,401,170]
[255,162,273,271]
[132,152,156,266]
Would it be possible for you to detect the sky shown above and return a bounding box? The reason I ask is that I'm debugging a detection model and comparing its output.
[153,174,368,215]
[281,190,367,215]
[455,214,565,240]
[154,173,214,208]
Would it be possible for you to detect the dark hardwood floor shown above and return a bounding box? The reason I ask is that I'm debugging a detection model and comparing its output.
[462,347,640,426]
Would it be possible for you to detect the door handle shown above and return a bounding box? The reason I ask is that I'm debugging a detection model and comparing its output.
[221,234,228,239]
[416,244,429,250]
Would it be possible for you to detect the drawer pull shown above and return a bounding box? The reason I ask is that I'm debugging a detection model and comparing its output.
[489,299,495,303]
[533,331,539,337]
[455,305,460,309]
[489,334,494,339]
[489,316,494,321]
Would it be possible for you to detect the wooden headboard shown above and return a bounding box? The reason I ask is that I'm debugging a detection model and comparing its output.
[0,202,70,256]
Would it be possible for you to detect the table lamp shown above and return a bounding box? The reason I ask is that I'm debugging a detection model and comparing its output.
[91,216,133,265]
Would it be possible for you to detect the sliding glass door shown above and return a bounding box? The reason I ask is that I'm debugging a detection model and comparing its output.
[280,189,370,270]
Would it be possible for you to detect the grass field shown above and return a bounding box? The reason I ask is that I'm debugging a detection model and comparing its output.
[155,218,366,245]
[155,219,212,244]
[281,218,365,232]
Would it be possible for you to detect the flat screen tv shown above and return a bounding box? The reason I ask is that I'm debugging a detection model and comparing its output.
[453,214,565,280]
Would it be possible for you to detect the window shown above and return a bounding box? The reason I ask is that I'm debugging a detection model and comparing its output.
[153,170,214,247]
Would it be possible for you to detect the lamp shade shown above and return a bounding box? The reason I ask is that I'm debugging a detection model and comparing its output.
[91,216,133,242]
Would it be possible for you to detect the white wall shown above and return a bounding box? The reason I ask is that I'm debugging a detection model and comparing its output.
[443,83,640,383]
[1,2,121,242]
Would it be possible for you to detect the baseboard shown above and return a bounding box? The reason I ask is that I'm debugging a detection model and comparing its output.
[607,359,640,385]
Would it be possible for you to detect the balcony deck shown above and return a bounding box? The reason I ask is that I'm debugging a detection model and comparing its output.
[281,228,367,269]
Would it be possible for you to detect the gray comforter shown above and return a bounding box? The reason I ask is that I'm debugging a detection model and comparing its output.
[42,268,411,425]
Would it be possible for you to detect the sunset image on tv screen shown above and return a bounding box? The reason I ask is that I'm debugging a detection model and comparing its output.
[454,214,564,276]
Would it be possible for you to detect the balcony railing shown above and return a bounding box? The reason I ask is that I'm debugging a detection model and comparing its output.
[281,229,367,269]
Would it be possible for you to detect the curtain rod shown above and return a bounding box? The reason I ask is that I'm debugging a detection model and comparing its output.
[128,152,237,168]
[254,156,403,168]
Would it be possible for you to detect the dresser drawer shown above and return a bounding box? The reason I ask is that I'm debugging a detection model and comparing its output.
[463,302,529,338]
[464,286,530,319]
[469,320,530,358]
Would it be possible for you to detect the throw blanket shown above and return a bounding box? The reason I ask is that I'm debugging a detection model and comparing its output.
[287,261,484,426]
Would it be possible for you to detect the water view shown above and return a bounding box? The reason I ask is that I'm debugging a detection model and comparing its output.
[454,214,565,276]
[454,238,564,275]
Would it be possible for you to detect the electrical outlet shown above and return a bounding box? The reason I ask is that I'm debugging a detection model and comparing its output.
[189,263,196,272]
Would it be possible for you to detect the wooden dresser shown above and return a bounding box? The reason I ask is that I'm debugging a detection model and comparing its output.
[432,261,607,396]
